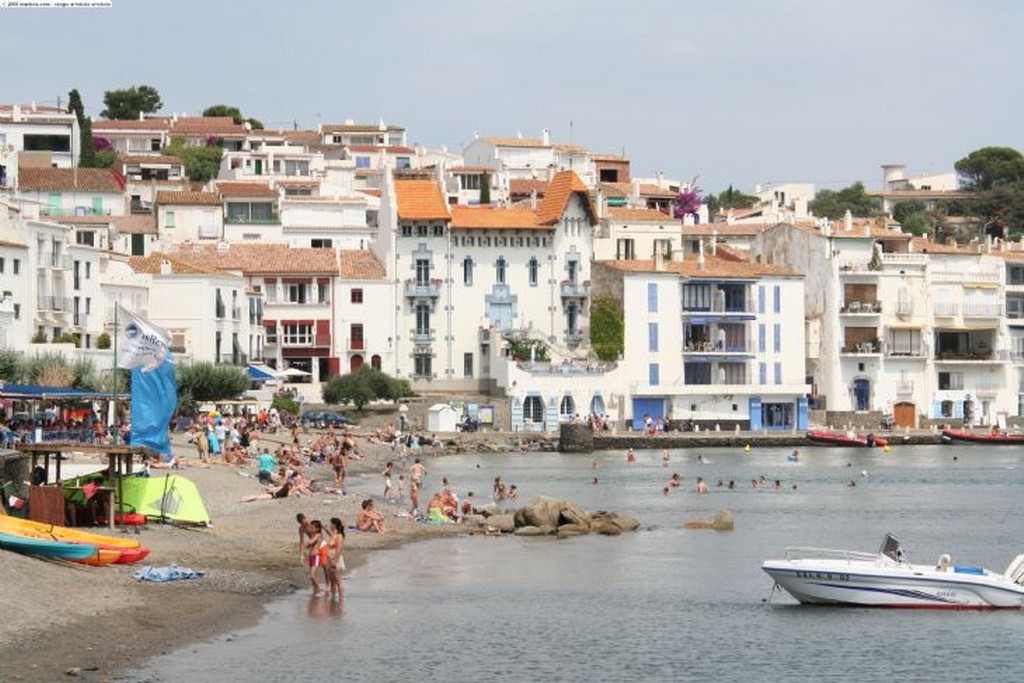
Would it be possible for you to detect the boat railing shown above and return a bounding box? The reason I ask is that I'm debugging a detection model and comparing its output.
[784,546,887,563]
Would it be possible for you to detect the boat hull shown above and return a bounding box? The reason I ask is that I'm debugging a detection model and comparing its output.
[763,560,1024,609]
[0,515,141,549]
[941,429,1024,445]
[0,532,98,560]
[806,431,889,448]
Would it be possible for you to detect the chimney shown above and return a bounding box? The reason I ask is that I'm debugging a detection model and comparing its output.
[844,209,853,232]
[530,189,538,211]
[159,259,172,275]
[139,111,144,121]
[863,220,870,237]
[541,128,550,146]
[697,240,706,270]
[711,231,718,255]
[30,101,37,112]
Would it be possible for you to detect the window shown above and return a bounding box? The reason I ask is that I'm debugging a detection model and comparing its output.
[415,304,431,335]
[401,225,413,237]
[415,258,430,285]
[567,260,578,283]
[281,323,313,345]
[0,257,4,273]
[528,258,538,287]
[416,225,428,237]
[463,257,473,286]
[265,323,277,344]
[773,324,781,352]
[355,156,370,168]
[647,283,658,313]
[758,324,766,352]
[396,157,411,170]
[774,362,782,385]
[284,160,309,176]
[496,257,506,285]
[414,353,432,377]
[351,288,363,304]
[460,174,481,190]
[85,261,90,279]
[759,362,767,384]
[758,286,765,314]
[287,283,307,304]
[13,303,19,320]
[773,285,781,313]
[566,304,578,335]
[350,324,364,350]
[311,238,333,248]
[648,322,659,352]
[165,210,175,228]
[938,372,964,390]
[649,363,660,386]
[653,239,671,258]
[463,352,473,378]
[616,238,635,260]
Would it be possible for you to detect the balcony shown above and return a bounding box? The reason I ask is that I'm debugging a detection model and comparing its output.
[412,329,435,344]
[840,300,882,314]
[886,344,927,359]
[934,349,1010,362]
[560,280,591,300]
[224,215,280,225]
[231,306,242,320]
[680,301,755,317]
[934,302,958,317]
[962,302,1002,318]
[895,301,914,316]
[880,252,928,266]
[72,311,88,328]
[932,269,1001,284]
[683,340,754,356]
[404,279,441,299]
[841,341,882,355]
[37,295,69,312]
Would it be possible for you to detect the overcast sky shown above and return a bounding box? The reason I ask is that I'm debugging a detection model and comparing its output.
[4,0,1022,193]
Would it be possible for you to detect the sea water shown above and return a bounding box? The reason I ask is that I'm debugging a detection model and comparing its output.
[123,445,1024,682]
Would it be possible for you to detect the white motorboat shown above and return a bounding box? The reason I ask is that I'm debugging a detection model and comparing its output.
[762,534,1024,610]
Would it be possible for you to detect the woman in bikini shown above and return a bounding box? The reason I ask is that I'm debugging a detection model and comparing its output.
[306,519,324,596]
[326,517,345,601]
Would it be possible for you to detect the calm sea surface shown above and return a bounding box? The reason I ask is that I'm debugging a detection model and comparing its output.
[123,444,1024,683]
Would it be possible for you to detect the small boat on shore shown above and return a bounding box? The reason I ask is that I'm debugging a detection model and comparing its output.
[806,430,888,448]
[0,532,98,561]
[763,534,1024,609]
[941,429,1024,445]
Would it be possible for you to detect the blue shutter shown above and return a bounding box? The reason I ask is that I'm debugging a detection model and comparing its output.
[648,322,658,352]
[749,397,763,431]
[774,285,781,313]
[774,362,782,384]
[759,362,767,384]
[649,363,660,386]
[797,397,808,430]
[774,324,781,352]
[758,286,765,314]
[932,400,943,418]
[647,282,658,313]
[953,401,964,419]
[759,324,766,352]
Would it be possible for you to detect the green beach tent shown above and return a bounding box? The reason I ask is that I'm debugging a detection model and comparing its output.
[119,475,211,526]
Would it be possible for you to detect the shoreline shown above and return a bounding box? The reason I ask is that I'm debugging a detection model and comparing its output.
[0,429,473,683]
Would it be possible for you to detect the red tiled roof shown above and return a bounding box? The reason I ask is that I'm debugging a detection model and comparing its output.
[606,207,671,222]
[117,154,182,166]
[166,243,339,275]
[509,179,548,197]
[169,116,248,137]
[339,250,386,280]
[599,255,797,278]
[156,191,221,206]
[394,180,450,221]
[686,223,772,236]
[602,181,677,199]
[215,181,278,198]
[536,171,595,226]
[18,167,125,193]
[55,214,157,235]
[92,117,171,131]
[129,253,221,275]
[450,206,543,230]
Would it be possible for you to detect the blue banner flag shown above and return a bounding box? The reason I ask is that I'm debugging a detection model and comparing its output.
[131,357,177,458]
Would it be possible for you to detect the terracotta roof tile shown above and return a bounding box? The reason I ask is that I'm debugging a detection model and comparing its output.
[129,252,221,275]
[509,179,548,197]
[602,181,677,198]
[358,189,381,198]
[169,117,248,137]
[215,181,278,198]
[0,238,27,248]
[18,167,125,193]
[686,223,772,236]
[599,255,797,278]
[450,206,543,230]
[909,236,984,255]
[92,117,171,131]
[156,191,221,206]
[339,250,386,280]
[606,207,671,222]
[393,180,450,221]
[536,171,595,226]
[55,214,157,235]
[117,154,182,166]
[166,243,339,275]
[480,136,549,148]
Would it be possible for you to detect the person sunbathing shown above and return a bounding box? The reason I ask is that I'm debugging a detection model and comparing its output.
[240,476,292,502]
[355,499,386,533]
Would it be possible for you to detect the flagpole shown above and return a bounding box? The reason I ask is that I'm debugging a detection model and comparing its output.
[112,303,119,446]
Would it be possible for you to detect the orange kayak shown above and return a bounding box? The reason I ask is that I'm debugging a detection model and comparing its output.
[0,516,140,549]
[114,546,151,565]
[72,548,122,566]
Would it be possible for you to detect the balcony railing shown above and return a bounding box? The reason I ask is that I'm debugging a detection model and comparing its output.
[881,252,928,265]
[37,295,69,312]
[896,301,913,316]
[935,349,1010,361]
[841,341,881,354]
[683,340,753,353]
[681,301,754,315]
[231,306,242,320]
[962,302,1003,317]
[412,329,435,344]
[404,279,442,298]
[932,269,1001,284]
[841,300,882,314]
[886,345,927,358]
[224,216,280,225]
[560,280,591,299]
[934,302,958,316]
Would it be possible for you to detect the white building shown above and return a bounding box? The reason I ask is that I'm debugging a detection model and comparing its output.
[592,253,809,431]
[0,103,80,184]
[155,190,223,244]
[594,206,682,262]
[16,167,126,218]
[873,163,972,215]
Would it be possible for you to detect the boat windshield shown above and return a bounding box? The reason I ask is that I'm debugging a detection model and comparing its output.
[880,534,905,563]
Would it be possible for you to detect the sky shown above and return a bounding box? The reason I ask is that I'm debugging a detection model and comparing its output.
[3,0,1023,193]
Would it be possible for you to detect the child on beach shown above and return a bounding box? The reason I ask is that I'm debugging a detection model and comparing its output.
[356,499,386,533]
[306,519,324,596]
[397,474,405,501]
[382,461,393,500]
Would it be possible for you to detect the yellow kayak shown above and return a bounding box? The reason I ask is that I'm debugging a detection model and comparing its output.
[0,515,140,549]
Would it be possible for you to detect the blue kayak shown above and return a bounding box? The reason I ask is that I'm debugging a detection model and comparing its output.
[0,532,97,560]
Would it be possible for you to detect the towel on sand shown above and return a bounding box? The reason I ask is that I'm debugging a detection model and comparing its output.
[133,564,204,582]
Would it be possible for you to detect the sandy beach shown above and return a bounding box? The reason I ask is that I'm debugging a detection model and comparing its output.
[0,426,473,683]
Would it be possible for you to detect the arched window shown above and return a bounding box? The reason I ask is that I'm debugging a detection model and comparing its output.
[371,354,382,370]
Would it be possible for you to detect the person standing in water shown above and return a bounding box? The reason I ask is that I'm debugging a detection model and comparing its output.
[326,517,345,601]
[306,519,324,596]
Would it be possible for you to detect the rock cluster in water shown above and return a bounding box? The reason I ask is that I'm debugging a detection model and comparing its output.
[464,495,640,538]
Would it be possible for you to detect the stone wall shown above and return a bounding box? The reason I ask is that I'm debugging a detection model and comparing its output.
[559,423,593,453]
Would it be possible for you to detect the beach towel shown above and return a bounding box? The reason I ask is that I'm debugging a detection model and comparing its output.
[133,564,204,582]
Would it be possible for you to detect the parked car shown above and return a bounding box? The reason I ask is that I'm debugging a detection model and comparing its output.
[301,410,357,429]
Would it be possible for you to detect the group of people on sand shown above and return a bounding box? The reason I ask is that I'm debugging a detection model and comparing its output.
[297,513,345,599]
